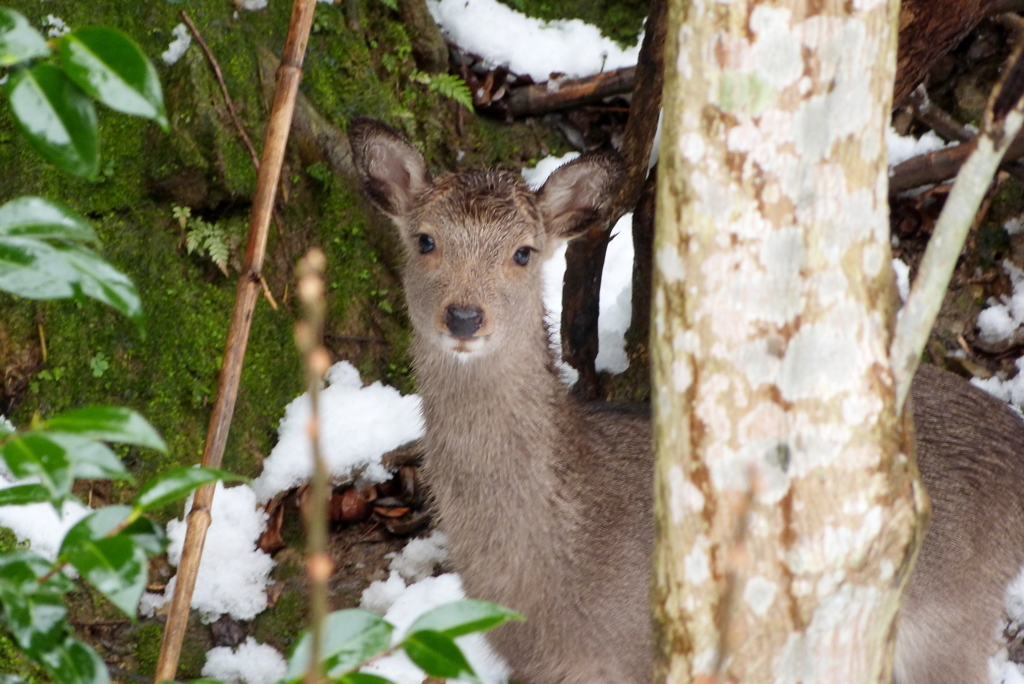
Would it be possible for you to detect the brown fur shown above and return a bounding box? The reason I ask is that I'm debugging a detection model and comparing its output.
[350,117,1024,684]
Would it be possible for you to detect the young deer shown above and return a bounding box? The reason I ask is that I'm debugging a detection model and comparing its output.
[349,117,1024,684]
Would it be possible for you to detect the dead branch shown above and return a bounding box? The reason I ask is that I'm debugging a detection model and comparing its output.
[506,66,635,117]
[153,2,318,681]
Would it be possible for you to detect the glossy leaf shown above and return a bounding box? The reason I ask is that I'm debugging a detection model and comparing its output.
[287,610,393,679]
[61,515,147,616]
[43,638,109,684]
[334,675,395,684]
[402,630,478,683]
[60,27,168,129]
[0,482,52,506]
[134,467,245,512]
[0,552,74,656]
[8,64,99,178]
[0,8,49,66]
[0,196,96,241]
[44,406,167,452]
[407,599,524,639]
[0,237,143,326]
[2,431,75,498]
[61,505,167,555]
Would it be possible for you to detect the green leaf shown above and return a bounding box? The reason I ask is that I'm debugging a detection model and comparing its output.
[286,610,393,679]
[47,431,132,482]
[61,505,167,555]
[0,552,74,656]
[44,406,167,452]
[43,638,109,684]
[2,431,75,498]
[60,513,147,616]
[401,630,478,683]
[0,196,96,241]
[0,8,50,66]
[120,515,169,555]
[334,675,395,684]
[134,467,246,512]
[0,237,143,327]
[8,64,99,179]
[407,599,524,638]
[59,27,168,130]
[0,483,52,506]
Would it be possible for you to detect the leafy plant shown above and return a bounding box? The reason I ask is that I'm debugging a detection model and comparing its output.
[185,218,230,276]
[277,600,523,684]
[410,70,474,110]
[0,8,169,325]
[0,10,249,684]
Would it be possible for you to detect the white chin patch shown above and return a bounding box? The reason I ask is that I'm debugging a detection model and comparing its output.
[440,334,487,357]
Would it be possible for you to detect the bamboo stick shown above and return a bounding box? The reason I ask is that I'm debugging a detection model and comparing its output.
[153,2,317,680]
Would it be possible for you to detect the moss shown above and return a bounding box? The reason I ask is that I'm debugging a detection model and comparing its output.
[498,0,646,48]
[250,582,308,657]
[134,621,165,677]
[0,632,50,684]
[0,526,17,552]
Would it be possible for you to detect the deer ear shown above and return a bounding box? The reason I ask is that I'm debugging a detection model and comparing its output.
[535,151,625,243]
[349,117,430,220]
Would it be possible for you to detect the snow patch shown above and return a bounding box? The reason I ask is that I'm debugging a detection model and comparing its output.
[162,23,192,65]
[251,361,424,502]
[427,0,641,82]
[202,637,286,684]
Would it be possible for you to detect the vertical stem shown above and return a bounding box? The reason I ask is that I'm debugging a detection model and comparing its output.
[295,249,333,684]
[153,2,317,681]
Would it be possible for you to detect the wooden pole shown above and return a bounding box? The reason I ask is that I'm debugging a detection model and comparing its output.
[153,2,317,680]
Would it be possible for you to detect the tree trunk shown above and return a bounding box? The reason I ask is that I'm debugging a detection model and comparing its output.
[651,0,925,681]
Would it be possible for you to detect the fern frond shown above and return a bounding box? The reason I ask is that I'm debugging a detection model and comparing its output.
[430,74,474,111]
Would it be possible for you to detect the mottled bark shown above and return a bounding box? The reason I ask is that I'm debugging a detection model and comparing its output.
[652,0,924,682]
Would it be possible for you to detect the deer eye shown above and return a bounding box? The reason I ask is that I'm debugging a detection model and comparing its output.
[417,234,435,254]
[513,247,532,266]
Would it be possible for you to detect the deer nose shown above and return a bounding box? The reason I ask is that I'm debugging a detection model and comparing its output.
[444,306,484,338]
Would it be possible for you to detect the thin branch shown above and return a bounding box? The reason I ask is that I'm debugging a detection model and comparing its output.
[905,85,974,143]
[180,10,260,169]
[891,41,1024,412]
[295,249,332,684]
[506,67,636,117]
[181,10,292,269]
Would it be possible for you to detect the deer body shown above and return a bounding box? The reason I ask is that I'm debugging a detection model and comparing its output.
[350,118,1024,684]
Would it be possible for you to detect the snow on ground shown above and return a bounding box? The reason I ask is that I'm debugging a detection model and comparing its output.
[887,126,954,167]
[427,0,641,82]
[251,362,424,502]
[0,472,89,561]
[359,533,511,684]
[161,23,192,66]
[202,637,287,684]
[141,481,275,622]
[977,261,1024,347]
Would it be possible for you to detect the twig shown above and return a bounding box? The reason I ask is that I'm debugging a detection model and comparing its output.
[295,249,332,684]
[181,11,292,272]
[259,274,279,310]
[153,2,318,681]
[891,41,1024,412]
[180,11,260,169]
[905,85,974,143]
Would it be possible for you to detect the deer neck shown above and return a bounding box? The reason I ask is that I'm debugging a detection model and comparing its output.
[412,321,580,571]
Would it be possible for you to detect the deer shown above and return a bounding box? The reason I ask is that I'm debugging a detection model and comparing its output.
[349,117,1024,684]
